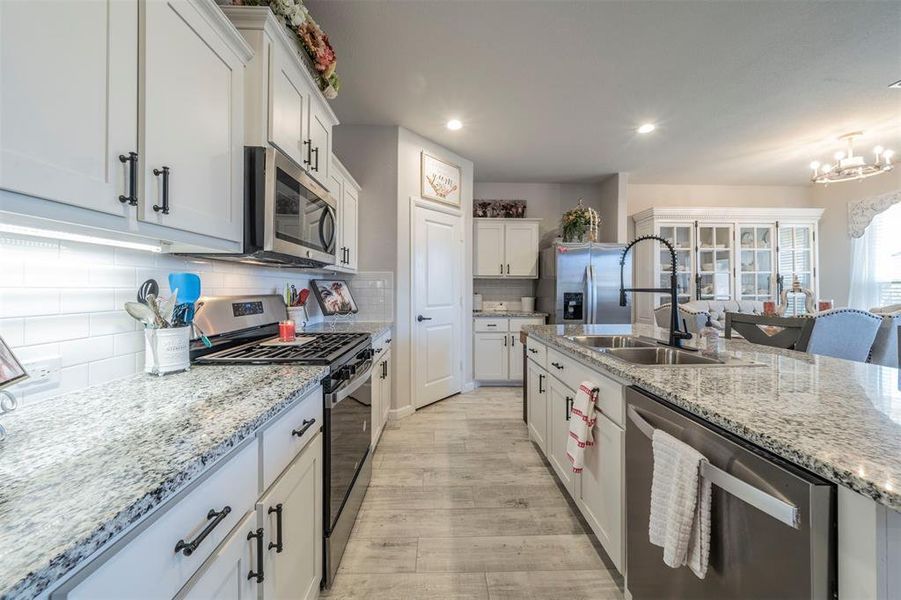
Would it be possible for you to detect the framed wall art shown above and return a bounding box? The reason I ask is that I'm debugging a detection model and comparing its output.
[421,152,462,207]
[311,279,359,315]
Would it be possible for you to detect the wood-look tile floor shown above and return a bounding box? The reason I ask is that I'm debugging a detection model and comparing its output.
[322,387,624,600]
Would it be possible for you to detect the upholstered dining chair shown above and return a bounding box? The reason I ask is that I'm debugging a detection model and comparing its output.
[867,313,901,368]
[804,308,883,363]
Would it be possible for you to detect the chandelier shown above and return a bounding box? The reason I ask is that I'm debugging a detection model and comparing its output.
[809,132,894,184]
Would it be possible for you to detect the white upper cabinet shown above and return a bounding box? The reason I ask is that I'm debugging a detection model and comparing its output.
[0,0,138,217]
[474,218,541,278]
[474,220,506,277]
[268,42,309,169]
[141,0,248,243]
[330,155,359,273]
[222,6,338,190]
[505,221,540,277]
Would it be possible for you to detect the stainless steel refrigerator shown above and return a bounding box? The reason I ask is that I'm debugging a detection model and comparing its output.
[536,242,632,324]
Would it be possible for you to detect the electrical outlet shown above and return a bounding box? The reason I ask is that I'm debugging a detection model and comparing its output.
[16,355,61,393]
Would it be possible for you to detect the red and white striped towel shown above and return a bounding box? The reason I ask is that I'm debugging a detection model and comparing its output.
[566,382,600,473]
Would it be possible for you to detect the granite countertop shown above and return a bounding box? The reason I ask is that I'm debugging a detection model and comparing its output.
[302,319,393,338]
[473,311,548,319]
[523,323,901,511]
[0,364,328,600]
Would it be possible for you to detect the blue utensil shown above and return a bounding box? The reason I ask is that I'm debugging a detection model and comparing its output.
[168,273,201,322]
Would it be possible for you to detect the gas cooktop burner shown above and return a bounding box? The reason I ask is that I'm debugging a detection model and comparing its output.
[193,331,369,365]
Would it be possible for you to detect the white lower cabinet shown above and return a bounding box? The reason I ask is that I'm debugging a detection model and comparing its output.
[177,511,260,600]
[258,433,323,600]
[526,338,625,575]
[372,346,392,449]
[547,377,577,497]
[576,413,624,573]
[474,317,545,382]
[526,363,548,453]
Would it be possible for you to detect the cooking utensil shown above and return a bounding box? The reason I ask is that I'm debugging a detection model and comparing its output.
[169,273,202,323]
[137,279,159,305]
[124,302,157,327]
[159,289,178,326]
[298,288,310,306]
[145,293,168,328]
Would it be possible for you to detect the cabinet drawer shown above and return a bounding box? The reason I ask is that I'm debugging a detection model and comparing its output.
[509,317,545,333]
[474,318,509,332]
[67,442,259,600]
[260,385,323,492]
[547,348,624,427]
[526,338,547,368]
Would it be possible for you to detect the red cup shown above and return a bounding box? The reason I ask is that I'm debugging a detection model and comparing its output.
[763,300,776,316]
[278,320,296,342]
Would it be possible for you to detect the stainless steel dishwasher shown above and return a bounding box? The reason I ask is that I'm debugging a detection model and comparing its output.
[625,387,836,599]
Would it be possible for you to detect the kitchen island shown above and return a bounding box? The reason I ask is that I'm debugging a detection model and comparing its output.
[0,364,328,599]
[523,322,901,598]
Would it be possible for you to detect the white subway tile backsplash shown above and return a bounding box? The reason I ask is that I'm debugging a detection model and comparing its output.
[0,318,25,346]
[88,354,137,386]
[11,342,60,363]
[0,289,61,317]
[0,258,24,286]
[113,331,145,355]
[24,315,89,345]
[114,248,158,267]
[64,289,117,313]
[59,240,116,265]
[89,265,136,288]
[59,336,114,368]
[23,263,90,287]
[89,311,137,336]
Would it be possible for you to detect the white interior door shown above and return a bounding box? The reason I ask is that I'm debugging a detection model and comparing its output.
[413,204,463,409]
[0,0,137,216]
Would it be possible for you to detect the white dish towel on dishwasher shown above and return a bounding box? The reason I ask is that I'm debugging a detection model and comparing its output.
[648,428,712,579]
[565,382,599,473]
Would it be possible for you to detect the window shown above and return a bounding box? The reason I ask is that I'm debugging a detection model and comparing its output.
[849,202,901,310]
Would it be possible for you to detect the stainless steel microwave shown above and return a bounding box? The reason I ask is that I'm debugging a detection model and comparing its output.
[190,146,337,268]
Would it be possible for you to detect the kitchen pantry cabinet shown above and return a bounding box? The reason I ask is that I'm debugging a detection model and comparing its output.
[222,6,338,192]
[525,338,626,575]
[330,155,361,273]
[473,317,545,382]
[0,0,251,248]
[631,207,824,325]
[55,386,323,599]
[371,330,393,449]
[474,218,541,278]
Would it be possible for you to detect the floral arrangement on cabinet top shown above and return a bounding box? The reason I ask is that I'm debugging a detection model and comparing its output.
[228,0,340,98]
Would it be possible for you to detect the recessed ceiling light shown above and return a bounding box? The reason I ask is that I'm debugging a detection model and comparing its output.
[889,80,901,89]
[637,123,656,134]
[446,119,462,130]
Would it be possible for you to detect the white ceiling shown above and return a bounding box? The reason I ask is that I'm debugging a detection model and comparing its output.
[305,0,901,185]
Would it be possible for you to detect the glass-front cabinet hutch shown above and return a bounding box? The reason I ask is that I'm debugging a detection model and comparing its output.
[631,208,824,325]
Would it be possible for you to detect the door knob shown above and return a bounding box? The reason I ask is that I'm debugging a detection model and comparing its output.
[417,315,432,322]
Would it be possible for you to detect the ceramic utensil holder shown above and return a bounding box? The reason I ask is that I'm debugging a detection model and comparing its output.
[144,327,190,376]
[288,306,308,326]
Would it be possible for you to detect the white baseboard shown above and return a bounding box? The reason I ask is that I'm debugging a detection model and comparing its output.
[388,404,415,421]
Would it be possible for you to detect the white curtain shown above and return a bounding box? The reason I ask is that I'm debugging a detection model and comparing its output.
[848,227,882,310]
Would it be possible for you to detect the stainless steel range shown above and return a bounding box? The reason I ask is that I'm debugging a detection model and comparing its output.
[190,294,373,589]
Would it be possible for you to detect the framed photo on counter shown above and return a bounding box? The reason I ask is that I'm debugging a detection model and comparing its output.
[421,152,462,207]
[311,279,359,315]
[0,336,26,391]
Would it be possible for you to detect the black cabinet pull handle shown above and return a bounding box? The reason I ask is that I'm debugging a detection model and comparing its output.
[551,361,564,370]
[485,323,497,327]
[565,396,573,421]
[268,504,284,553]
[538,373,545,394]
[346,247,350,265]
[303,139,312,166]
[292,418,316,438]
[504,335,507,347]
[528,348,538,354]
[118,152,138,206]
[500,263,503,275]
[247,528,264,582]
[507,264,510,274]
[382,360,388,379]
[313,146,320,172]
[174,506,231,556]
[417,315,432,322]
[152,166,170,215]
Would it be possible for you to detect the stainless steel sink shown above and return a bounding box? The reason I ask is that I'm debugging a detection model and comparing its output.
[566,335,658,349]
[605,346,760,367]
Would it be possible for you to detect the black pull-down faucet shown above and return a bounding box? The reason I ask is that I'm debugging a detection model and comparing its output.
[619,235,693,349]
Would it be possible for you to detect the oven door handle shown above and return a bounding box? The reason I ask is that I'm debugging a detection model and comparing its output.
[333,360,374,405]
